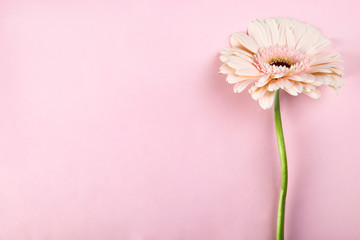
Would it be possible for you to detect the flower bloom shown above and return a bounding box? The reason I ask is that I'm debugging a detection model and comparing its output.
[219,17,344,109]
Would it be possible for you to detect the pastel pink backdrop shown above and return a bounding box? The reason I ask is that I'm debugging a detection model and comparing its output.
[0,0,359,239]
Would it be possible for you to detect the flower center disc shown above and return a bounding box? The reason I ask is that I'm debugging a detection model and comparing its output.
[253,46,311,75]
[269,60,292,68]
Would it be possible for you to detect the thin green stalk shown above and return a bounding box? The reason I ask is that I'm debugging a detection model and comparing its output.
[274,90,288,240]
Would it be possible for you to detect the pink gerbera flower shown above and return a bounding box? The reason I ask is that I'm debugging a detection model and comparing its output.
[219,17,344,109]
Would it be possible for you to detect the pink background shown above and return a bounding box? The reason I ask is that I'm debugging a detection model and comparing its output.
[0,0,359,239]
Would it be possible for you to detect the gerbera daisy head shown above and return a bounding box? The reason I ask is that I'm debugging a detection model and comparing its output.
[219,17,344,109]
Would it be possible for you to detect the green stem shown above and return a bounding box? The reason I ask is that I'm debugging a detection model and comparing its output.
[274,90,288,240]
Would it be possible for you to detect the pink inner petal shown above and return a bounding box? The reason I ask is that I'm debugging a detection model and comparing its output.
[253,46,311,76]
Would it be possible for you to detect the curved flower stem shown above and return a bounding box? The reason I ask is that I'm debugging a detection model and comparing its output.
[274,90,288,240]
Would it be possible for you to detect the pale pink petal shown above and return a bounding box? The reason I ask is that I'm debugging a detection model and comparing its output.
[304,88,322,99]
[226,57,256,70]
[330,67,344,77]
[310,52,342,66]
[230,32,259,53]
[221,55,253,66]
[284,86,299,96]
[329,86,339,95]
[328,75,345,88]
[276,18,293,46]
[306,67,333,74]
[250,87,267,100]
[307,38,331,56]
[295,25,327,55]
[220,48,254,62]
[255,74,271,87]
[219,64,232,74]
[283,78,294,89]
[276,78,293,89]
[235,68,262,77]
[288,73,316,83]
[273,73,285,78]
[303,84,317,93]
[258,91,275,109]
[292,81,304,93]
[226,74,257,84]
[292,21,307,43]
[248,19,272,48]
[233,80,256,93]
[264,18,279,45]
[267,81,280,91]
[285,29,295,49]
[312,74,334,85]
